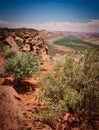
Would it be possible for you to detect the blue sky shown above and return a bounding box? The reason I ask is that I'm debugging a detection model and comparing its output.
[0,0,99,23]
[0,0,99,32]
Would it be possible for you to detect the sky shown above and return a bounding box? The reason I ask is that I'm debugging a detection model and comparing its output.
[0,0,99,32]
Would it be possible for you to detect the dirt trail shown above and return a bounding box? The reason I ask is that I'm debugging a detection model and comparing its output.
[46,36,73,53]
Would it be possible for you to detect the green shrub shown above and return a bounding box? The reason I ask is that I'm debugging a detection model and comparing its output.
[0,41,10,53]
[4,46,19,59]
[4,52,39,86]
[39,50,99,121]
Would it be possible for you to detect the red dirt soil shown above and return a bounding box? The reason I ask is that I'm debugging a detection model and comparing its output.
[0,56,55,130]
[0,56,98,130]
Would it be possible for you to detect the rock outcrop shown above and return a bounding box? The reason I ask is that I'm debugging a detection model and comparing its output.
[0,29,48,57]
[15,36,24,43]
[0,86,28,130]
[19,32,48,56]
[5,36,16,47]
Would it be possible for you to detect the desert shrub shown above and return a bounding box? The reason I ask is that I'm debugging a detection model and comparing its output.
[3,46,19,59]
[62,50,99,90]
[16,41,22,47]
[0,41,5,52]
[4,52,39,87]
[37,55,44,65]
[39,50,99,121]
[0,41,10,53]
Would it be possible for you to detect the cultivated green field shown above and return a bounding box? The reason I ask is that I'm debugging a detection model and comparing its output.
[53,35,98,51]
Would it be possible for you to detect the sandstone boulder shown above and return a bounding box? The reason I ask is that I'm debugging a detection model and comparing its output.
[15,36,24,43]
[0,86,27,130]
[20,44,31,52]
[5,36,16,47]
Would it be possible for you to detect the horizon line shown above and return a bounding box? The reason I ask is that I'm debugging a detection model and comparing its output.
[0,19,99,33]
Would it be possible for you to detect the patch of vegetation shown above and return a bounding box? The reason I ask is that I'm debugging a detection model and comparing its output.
[53,35,95,51]
[0,27,37,36]
[0,41,10,53]
[39,50,99,126]
[3,46,19,59]
[4,52,39,88]
[46,43,66,57]
[14,28,37,36]
[16,41,22,47]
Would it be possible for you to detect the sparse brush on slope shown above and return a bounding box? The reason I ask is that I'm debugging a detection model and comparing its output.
[39,50,99,123]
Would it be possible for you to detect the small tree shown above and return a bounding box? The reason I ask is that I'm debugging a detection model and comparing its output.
[4,52,39,87]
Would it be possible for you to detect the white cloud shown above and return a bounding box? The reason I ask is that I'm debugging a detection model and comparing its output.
[0,19,99,32]
[0,20,35,28]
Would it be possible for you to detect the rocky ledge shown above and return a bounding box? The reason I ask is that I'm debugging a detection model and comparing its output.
[0,28,48,57]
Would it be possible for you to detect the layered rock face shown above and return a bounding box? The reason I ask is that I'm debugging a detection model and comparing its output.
[0,29,48,57]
